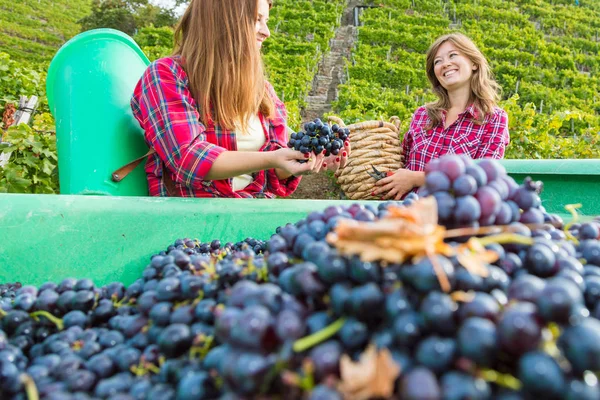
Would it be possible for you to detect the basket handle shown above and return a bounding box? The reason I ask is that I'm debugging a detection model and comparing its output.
[347,120,399,132]
[390,116,401,129]
[327,115,346,127]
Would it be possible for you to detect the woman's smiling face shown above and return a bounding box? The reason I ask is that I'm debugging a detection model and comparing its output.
[433,41,477,91]
[255,0,271,49]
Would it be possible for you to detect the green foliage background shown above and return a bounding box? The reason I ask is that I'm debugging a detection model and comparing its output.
[332,0,600,159]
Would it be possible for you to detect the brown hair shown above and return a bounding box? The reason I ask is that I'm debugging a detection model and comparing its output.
[424,33,500,128]
[173,0,274,132]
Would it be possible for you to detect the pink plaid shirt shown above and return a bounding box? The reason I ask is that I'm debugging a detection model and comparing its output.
[402,104,510,172]
[131,56,300,198]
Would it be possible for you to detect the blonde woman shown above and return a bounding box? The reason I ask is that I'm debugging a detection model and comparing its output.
[374,33,509,200]
[131,0,350,198]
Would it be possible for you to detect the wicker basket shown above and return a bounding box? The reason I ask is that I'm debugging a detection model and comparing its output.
[329,116,404,200]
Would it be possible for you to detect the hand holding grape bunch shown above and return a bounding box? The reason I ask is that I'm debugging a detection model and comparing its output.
[288,118,351,172]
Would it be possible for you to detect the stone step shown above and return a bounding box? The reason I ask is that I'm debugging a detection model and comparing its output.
[306,94,328,103]
[324,49,343,56]
[324,53,344,61]
[330,40,348,49]
[304,104,329,110]
[304,102,328,108]
[309,87,328,96]
[301,3,358,126]
[321,59,343,71]
[313,78,333,89]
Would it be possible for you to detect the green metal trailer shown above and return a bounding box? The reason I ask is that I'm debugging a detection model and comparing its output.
[1,29,599,287]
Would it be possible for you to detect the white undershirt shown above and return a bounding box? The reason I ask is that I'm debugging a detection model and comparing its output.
[232,115,266,191]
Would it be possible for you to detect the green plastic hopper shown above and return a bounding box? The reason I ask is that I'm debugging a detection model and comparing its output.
[46,28,151,196]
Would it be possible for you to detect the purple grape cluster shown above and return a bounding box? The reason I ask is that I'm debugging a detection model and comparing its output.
[1,177,600,399]
[209,281,310,396]
[288,118,349,157]
[0,282,22,311]
[421,155,547,229]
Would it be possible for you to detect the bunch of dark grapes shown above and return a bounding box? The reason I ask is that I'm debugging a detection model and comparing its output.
[420,154,554,229]
[2,165,600,399]
[161,236,266,257]
[206,280,311,397]
[288,118,349,157]
[0,282,22,311]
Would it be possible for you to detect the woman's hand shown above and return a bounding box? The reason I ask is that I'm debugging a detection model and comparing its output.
[322,141,351,173]
[373,169,425,200]
[272,148,326,177]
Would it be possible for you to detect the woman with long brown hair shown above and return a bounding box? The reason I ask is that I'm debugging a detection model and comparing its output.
[374,33,509,200]
[131,0,350,198]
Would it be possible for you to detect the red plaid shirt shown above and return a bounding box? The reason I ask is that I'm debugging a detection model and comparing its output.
[131,56,300,198]
[402,105,510,172]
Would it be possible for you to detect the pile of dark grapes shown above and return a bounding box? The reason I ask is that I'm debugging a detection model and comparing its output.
[288,118,349,157]
[421,154,551,229]
[2,156,600,399]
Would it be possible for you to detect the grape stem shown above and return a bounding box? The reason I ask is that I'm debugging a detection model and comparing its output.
[112,294,129,308]
[293,318,346,353]
[20,374,39,400]
[479,368,522,391]
[475,234,534,247]
[0,307,7,318]
[189,335,214,360]
[30,311,64,330]
[542,324,565,361]
[258,264,270,282]
[563,203,582,245]
[300,360,315,391]
[261,358,289,394]
[445,223,547,239]
[130,359,160,377]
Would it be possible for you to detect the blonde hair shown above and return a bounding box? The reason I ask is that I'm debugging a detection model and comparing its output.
[425,33,500,128]
[173,0,274,132]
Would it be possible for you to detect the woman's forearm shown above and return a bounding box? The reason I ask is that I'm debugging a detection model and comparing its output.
[204,151,276,180]
[410,170,426,188]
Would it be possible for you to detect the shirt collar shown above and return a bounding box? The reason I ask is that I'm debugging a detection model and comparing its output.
[441,103,478,119]
[462,103,478,119]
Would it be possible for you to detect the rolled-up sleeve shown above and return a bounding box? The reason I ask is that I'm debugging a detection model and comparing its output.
[266,168,301,197]
[476,109,510,159]
[132,59,226,188]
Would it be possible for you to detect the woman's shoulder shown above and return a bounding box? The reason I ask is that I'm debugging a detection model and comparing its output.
[487,106,507,118]
[486,106,508,124]
[264,80,275,90]
[144,56,186,80]
[410,105,430,126]
[264,80,280,100]
[413,105,428,115]
[264,80,287,112]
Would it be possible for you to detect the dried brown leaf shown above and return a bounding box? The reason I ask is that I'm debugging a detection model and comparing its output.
[455,239,498,278]
[451,291,476,302]
[337,344,401,400]
[326,198,445,265]
[456,252,490,278]
[386,196,438,226]
[427,250,451,293]
[326,197,500,295]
